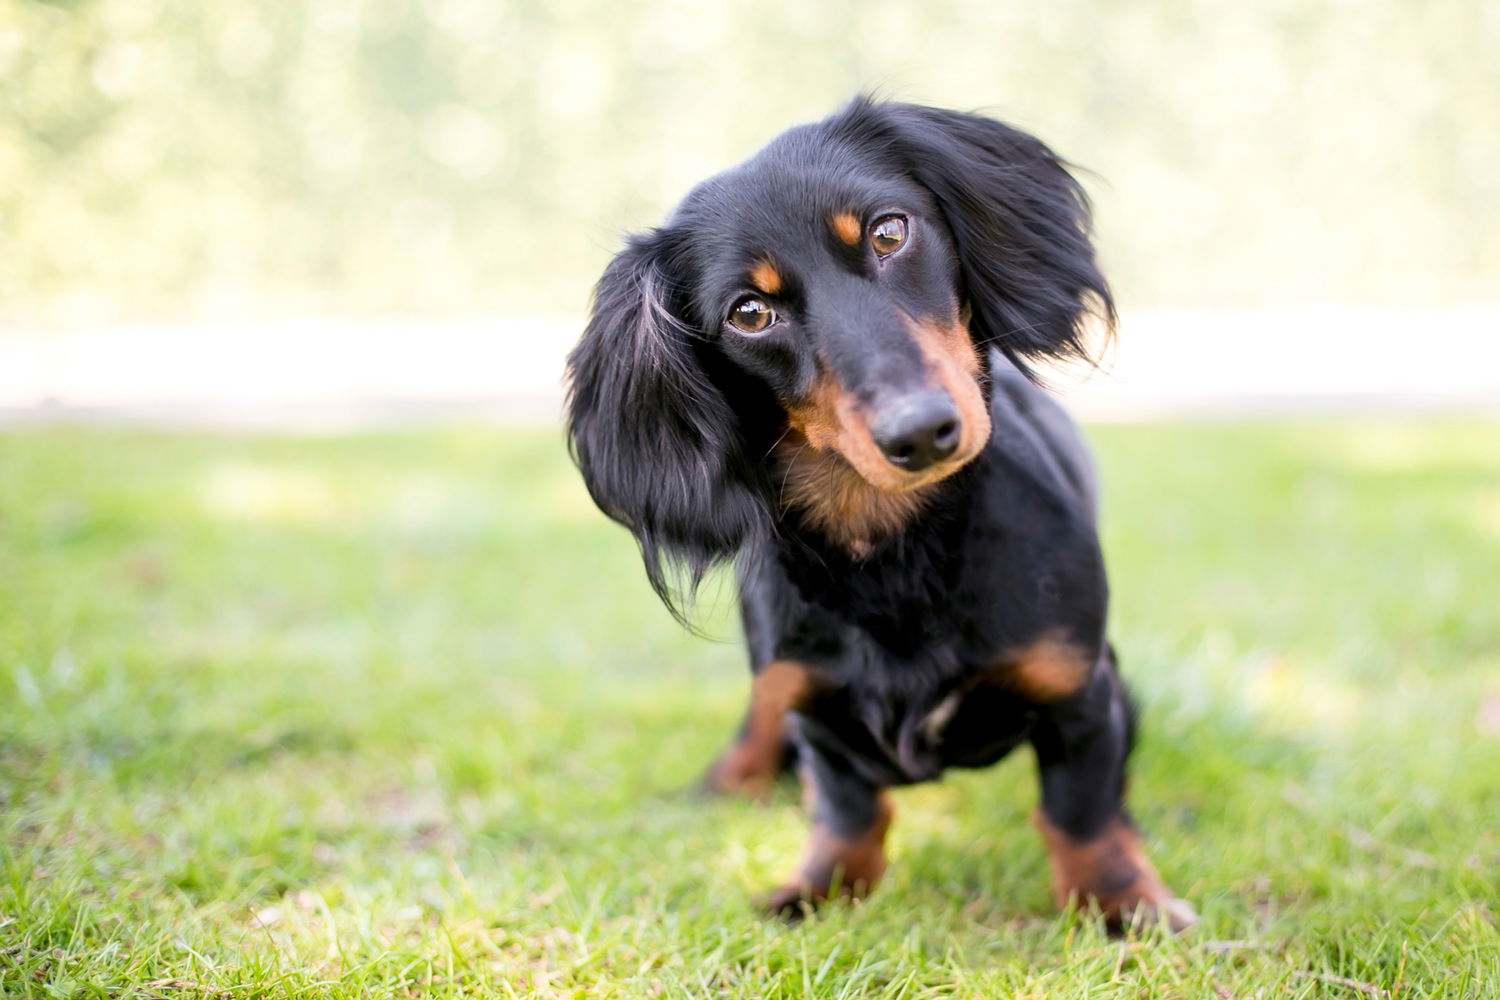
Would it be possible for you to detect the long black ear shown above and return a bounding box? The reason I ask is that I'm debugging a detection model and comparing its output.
[837,99,1114,378]
[565,230,767,624]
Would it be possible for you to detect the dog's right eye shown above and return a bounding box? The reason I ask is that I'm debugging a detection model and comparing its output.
[728,296,776,335]
[871,215,908,257]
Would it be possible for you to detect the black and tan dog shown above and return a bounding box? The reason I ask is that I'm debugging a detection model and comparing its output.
[565,97,1194,931]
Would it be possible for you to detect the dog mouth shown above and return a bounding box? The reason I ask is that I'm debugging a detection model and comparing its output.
[773,339,989,552]
[772,395,985,555]
[846,397,989,493]
[783,318,992,495]
[784,381,990,495]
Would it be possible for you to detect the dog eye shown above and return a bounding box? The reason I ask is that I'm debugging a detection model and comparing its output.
[870,215,908,257]
[728,296,776,335]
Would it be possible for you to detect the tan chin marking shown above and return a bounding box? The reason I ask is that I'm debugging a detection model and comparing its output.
[777,323,988,554]
[774,433,930,557]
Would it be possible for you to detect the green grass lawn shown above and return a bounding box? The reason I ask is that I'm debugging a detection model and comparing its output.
[2,420,1497,998]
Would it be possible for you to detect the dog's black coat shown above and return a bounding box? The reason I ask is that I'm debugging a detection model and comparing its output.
[567,97,1187,925]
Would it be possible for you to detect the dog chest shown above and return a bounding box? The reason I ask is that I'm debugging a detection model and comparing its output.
[797,665,1037,785]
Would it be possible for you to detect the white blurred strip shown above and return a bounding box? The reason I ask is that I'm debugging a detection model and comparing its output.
[0,306,1496,429]
[1051,305,1500,420]
[0,315,577,429]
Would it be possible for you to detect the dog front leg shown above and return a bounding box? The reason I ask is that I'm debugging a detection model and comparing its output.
[760,740,892,921]
[701,660,806,799]
[1028,655,1196,933]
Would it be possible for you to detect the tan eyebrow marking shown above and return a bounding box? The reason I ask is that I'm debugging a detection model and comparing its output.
[749,259,782,295]
[830,212,862,246]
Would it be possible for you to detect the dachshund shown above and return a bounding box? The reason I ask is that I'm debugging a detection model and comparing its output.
[565,97,1195,931]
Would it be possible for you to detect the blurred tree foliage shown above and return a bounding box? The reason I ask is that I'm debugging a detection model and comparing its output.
[2,0,1497,326]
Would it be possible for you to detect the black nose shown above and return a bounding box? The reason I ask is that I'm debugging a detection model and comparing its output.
[872,392,962,472]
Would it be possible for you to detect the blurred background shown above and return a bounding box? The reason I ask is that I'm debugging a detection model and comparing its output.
[3,0,1498,422]
[4,4,1500,992]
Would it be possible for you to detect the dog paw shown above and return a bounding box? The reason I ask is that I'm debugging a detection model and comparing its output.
[697,748,793,802]
[1035,811,1196,936]
[757,883,823,923]
[1114,895,1199,935]
[697,765,773,802]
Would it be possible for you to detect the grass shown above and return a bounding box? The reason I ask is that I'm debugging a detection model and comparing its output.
[1,419,1497,998]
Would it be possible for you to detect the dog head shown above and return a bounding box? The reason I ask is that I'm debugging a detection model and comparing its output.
[567,98,1112,614]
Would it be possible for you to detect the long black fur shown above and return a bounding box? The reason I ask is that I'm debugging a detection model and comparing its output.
[565,96,1189,927]
[566,230,773,621]
[566,97,1109,617]
[829,102,1114,370]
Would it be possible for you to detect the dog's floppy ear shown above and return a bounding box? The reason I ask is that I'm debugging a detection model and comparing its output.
[565,229,767,624]
[843,99,1114,377]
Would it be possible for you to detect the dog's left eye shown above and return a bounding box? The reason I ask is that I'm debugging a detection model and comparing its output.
[728,296,777,335]
[871,215,908,257]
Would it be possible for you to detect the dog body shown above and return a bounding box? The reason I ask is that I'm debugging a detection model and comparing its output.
[739,353,1103,787]
[567,98,1192,929]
